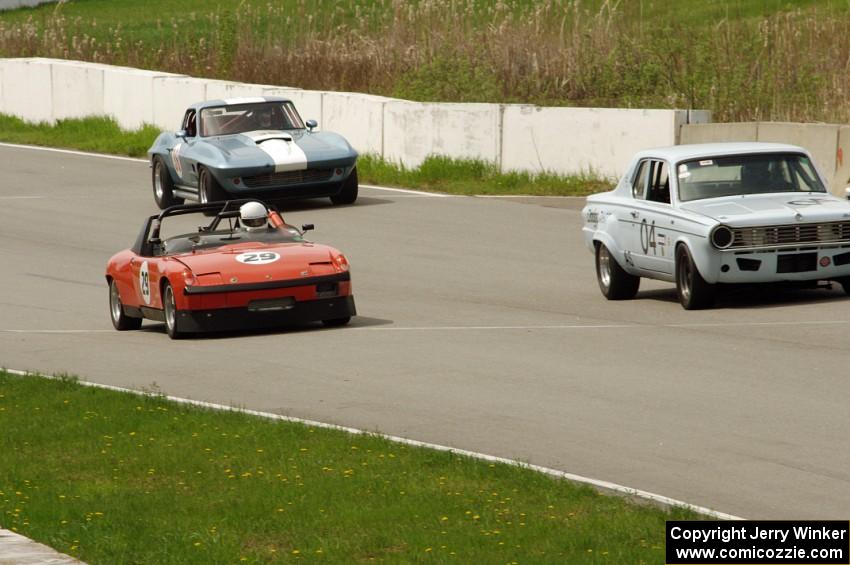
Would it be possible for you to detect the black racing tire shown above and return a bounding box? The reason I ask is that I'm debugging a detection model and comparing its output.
[199,168,227,216]
[152,155,183,210]
[330,167,358,205]
[322,316,351,327]
[109,279,142,331]
[675,245,715,310]
[162,282,185,339]
[595,243,640,300]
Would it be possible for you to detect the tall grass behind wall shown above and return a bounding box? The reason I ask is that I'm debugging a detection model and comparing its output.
[2,0,850,122]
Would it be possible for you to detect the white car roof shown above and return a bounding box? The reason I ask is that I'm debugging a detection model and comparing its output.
[635,142,809,162]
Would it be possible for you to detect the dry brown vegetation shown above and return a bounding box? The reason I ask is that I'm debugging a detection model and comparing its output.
[2,0,850,122]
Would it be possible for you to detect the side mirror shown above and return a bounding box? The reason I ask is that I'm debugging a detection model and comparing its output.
[301,223,314,233]
[176,129,187,139]
[305,119,318,132]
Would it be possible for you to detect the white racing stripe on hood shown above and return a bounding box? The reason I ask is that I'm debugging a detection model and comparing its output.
[243,131,308,172]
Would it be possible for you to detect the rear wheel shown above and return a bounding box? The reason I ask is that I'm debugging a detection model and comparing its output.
[675,245,715,310]
[199,168,227,216]
[109,279,142,331]
[322,316,351,328]
[330,167,358,205]
[162,282,185,339]
[595,243,640,300]
[152,155,183,210]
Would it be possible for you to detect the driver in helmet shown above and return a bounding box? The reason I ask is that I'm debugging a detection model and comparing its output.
[255,106,275,130]
[239,201,268,232]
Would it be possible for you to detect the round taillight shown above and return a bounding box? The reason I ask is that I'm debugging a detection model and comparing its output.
[710,225,734,249]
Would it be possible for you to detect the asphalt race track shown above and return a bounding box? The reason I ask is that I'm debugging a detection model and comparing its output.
[2,143,849,519]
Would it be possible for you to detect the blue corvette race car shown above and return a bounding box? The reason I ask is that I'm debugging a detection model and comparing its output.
[148,97,359,209]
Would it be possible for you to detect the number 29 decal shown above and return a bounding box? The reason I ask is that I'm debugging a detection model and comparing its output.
[139,260,152,305]
[235,252,280,265]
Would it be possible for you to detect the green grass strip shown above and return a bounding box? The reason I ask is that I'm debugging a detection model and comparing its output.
[0,114,610,196]
[0,370,695,563]
[0,114,159,158]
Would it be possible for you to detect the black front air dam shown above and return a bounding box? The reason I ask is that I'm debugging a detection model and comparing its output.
[174,295,356,333]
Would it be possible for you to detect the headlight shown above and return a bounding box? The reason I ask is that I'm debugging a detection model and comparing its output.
[182,269,197,286]
[710,225,734,249]
[332,253,350,272]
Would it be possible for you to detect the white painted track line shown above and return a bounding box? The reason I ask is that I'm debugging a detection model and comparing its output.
[0,142,148,163]
[2,367,742,521]
[360,183,454,197]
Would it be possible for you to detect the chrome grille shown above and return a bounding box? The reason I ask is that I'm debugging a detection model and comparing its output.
[729,221,850,249]
[242,169,333,189]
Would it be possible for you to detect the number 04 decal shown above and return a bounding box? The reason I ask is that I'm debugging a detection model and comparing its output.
[235,252,280,265]
[640,219,667,257]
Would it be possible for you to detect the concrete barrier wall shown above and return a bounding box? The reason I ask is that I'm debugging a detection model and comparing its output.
[51,60,105,121]
[152,76,210,131]
[679,122,758,144]
[323,92,388,156]
[1,58,53,123]
[103,65,184,130]
[383,101,501,167]
[501,106,691,178]
[0,57,722,177]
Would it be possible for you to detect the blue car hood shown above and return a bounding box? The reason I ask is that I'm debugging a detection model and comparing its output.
[204,130,356,167]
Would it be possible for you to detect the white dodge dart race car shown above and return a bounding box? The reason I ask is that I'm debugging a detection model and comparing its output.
[582,142,850,309]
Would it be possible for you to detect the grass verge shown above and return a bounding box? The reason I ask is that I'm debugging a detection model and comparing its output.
[0,114,611,196]
[0,369,696,564]
[0,114,159,158]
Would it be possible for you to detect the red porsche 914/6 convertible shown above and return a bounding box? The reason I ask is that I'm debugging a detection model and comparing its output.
[105,200,356,338]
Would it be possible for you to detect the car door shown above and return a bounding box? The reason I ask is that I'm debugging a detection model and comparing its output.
[128,253,168,311]
[621,159,650,270]
[171,110,201,188]
[630,159,674,275]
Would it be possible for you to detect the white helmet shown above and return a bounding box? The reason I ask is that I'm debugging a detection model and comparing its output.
[239,201,267,232]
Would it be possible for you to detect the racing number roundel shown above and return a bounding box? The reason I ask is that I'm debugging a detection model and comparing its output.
[235,252,280,265]
[172,143,183,178]
[139,261,151,305]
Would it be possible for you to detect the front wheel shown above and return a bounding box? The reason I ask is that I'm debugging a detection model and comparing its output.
[322,316,351,327]
[109,279,142,331]
[199,168,227,216]
[162,282,185,339]
[595,243,640,300]
[675,245,715,310]
[330,167,358,205]
[152,155,183,210]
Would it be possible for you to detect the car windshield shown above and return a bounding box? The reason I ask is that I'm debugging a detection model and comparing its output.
[161,225,305,256]
[200,101,305,136]
[676,152,826,202]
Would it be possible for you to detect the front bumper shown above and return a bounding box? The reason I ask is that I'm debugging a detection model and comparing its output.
[714,246,850,283]
[212,164,355,200]
[174,295,356,333]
